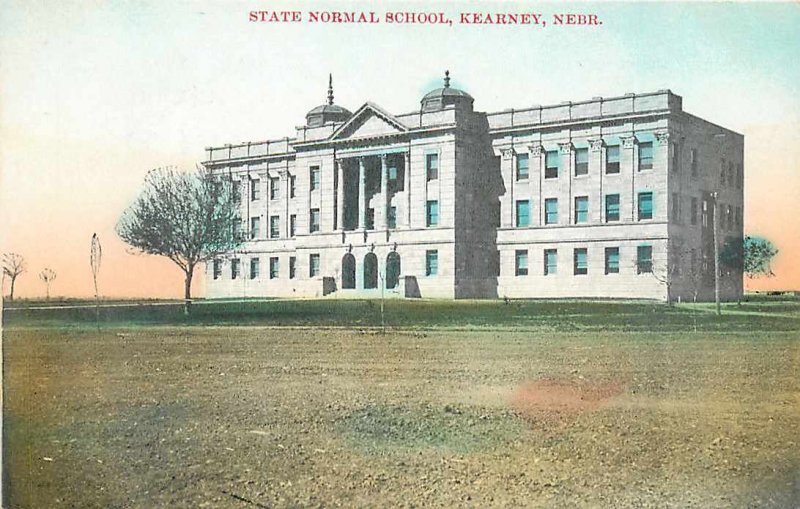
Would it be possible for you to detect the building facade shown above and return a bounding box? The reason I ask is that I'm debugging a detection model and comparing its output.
[203,73,744,301]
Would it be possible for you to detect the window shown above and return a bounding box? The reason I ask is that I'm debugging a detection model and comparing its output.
[637,245,653,274]
[516,153,529,180]
[270,177,280,200]
[309,254,320,277]
[250,258,260,279]
[426,200,439,227]
[309,166,321,191]
[544,198,558,225]
[638,192,653,221]
[310,208,320,232]
[250,178,261,201]
[289,256,296,279]
[605,247,620,274]
[290,214,297,237]
[515,250,528,276]
[544,249,557,275]
[388,165,398,182]
[270,215,280,239]
[366,208,375,230]
[516,200,530,227]
[690,148,698,177]
[605,194,620,222]
[573,248,588,275]
[425,250,438,276]
[574,196,589,224]
[575,147,589,176]
[250,217,260,239]
[290,174,297,198]
[269,257,279,279]
[231,258,240,279]
[638,142,653,170]
[671,143,680,173]
[388,206,397,229]
[606,145,620,174]
[212,259,222,280]
[671,193,680,222]
[426,153,439,181]
[545,150,559,178]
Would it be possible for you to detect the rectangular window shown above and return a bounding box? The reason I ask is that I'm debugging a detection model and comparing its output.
[250,178,261,201]
[573,248,588,275]
[605,247,620,274]
[574,196,589,224]
[516,200,530,227]
[425,250,438,276]
[310,208,320,233]
[366,208,375,230]
[426,153,439,181]
[250,217,260,239]
[387,206,397,229]
[638,192,654,221]
[290,174,297,198]
[606,145,620,174]
[671,143,680,173]
[575,147,589,176]
[638,142,653,170]
[544,198,558,225]
[516,153,529,180]
[289,256,296,279]
[426,200,439,227]
[231,258,240,279]
[310,166,321,191]
[544,150,559,179]
[270,177,280,200]
[270,215,280,238]
[690,148,698,177]
[309,254,320,277]
[671,193,680,222]
[388,165,398,182]
[212,259,222,280]
[269,257,279,279]
[637,245,653,274]
[544,249,557,275]
[605,194,620,222]
[691,197,698,225]
[515,250,528,276]
[250,258,260,279]
[290,214,297,237]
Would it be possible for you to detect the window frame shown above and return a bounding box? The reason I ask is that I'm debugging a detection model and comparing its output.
[309,208,320,233]
[637,245,653,274]
[574,196,589,224]
[638,192,654,221]
[425,250,439,276]
[269,215,280,239]
[250,257,260,280]
[516,153,529,181]
[606,145,621,174]
[638,141,654,171]
[544,249,557,276]
[515,249,529,276]
[516,200,531,227]
[605,194,620,222]
[544,198,558,225]
[309,166,321,192]
[544,150,559,179]
[574,147,589,176]
[426,200,439,227]
[426,153,439,181]
[573,248,588,276]
[269,257,279,279]
[605,247,620,275]
[309,253,320,277]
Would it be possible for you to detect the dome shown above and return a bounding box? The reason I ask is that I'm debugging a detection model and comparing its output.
[306,75,352,127]
[421,71,474,112]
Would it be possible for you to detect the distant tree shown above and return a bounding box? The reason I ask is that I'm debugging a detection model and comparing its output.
[39,268,57,300]
[116,165,242,314]
[2,253,26,301]
[90,233,102,327]
[721,235,779,279]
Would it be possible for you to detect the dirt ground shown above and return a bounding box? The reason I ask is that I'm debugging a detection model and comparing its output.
[4,327,800,508]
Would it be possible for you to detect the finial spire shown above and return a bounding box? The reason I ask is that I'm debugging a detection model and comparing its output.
[444,70,450,88]
[327,74,334,105]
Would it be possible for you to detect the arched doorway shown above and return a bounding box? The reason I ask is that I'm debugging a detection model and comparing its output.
[342,254,356,289]
[386,252,401,289]
[363,253,378,289]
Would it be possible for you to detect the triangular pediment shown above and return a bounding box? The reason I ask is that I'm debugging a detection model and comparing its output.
[330,102,408,140]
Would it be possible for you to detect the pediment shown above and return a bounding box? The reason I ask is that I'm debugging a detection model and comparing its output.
[330,102,408,141]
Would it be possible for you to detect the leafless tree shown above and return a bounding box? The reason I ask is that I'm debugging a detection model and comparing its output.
[39,268,57,300]
[116,165,242,314]
[2,253,26,301]
[91,233,102,327]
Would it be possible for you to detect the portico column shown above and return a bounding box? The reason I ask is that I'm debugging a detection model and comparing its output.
[358,157,366,230]
[380,154,389,229]
[336,160,344,230]
[404,152,411,227]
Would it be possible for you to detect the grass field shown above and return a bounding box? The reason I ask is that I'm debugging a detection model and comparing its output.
[3,299,800,508]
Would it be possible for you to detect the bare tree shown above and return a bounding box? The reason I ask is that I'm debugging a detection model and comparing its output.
[116,165,242,314]
[39,268,57,300]
[91,233,102,327]
[2,253,26,301]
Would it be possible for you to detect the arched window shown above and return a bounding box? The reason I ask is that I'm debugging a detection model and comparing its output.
[386,252,401,289]
[363,253,378,289]
[342,254,356,289]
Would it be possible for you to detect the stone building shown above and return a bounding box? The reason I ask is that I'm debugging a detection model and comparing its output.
[203,72,744,301]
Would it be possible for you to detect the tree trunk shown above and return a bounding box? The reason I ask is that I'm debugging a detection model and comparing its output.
[9,277,15,301]
[184,267,194,316]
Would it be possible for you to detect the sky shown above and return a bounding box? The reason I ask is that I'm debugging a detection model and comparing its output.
[1,1,798,299]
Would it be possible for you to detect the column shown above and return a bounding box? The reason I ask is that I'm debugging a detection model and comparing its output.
[404,152,411,227]
[380,154,389,229]
[358,157,366,230]
[621,135,637,221]
[500,148,514,227]
[528,144,543,226]
[336,160,344,230]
